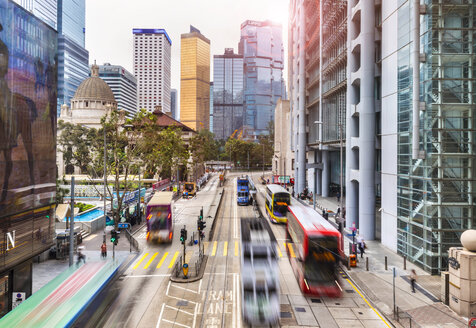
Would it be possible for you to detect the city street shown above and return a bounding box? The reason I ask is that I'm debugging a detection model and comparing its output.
[89,172,392,328]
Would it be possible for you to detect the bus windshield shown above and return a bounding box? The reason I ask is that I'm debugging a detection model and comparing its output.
[273,193,289,216]
[150,206,170,230]
[305,236,339,284]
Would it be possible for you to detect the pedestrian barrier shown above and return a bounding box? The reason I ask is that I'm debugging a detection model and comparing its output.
[395,306,422,328]
[125,228,140,252]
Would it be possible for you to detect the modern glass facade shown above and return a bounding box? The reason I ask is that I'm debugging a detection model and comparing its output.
[209,83,213,132]
[13,0,56,29]
[171,88,177,120]
[57,34,89,116]
[0,0,56,314]
[239,20,285,138]
[56,0,88,116]
[99,63,137,118]
[213,49,244,140]
[396,0,476,273]
[180,26,210,131]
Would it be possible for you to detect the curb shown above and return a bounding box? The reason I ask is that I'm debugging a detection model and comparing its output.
[208,189,225,241]
[170,255,209,283]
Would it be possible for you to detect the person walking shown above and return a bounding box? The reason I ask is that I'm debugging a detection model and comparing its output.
[101,242,107,259]
[336,191,341,202]
[410,269,417,293]
[358,238,365,258]
[76,247,86,265]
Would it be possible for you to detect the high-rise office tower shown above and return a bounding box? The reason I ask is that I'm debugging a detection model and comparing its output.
[239,20,285,139]
[180,25,210,131]
[13,0,56,29]
[289,0,476,274]
[209,82,213,133]
[213,48,244,140]
[98,63,137,118]
[170,89,177,120]
[57,0,89,116]
[133,28,172,114]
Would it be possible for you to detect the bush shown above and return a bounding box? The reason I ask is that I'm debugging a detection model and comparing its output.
[75,202,94,213]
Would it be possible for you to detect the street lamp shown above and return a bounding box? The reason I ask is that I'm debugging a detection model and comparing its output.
[314,120,344,226]
[103,122,107,243]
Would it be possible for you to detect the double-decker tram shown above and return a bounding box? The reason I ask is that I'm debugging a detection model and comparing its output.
[265,184,290,223]
[237,176,251,205]
[182,182,196,198]
[146,191,174,243]
[286,204,343,297]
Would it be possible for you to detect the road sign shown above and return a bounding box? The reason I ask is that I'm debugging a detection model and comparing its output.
[182,263,189,277]
[118,223,130,229]
[469,318,476,327]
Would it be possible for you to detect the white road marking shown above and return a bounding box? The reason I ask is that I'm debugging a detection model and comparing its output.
[156,303,165,328]
[170,284,199,294]
[165,304,194,316]
[192,302,198,328]
[162,319,190,328]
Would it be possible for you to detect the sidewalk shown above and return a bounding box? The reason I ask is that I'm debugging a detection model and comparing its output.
[296,195,468,328]
[33,220,143,293]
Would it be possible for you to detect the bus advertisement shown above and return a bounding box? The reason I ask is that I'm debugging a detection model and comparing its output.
[146,192,174,243]
[286,204,343,297]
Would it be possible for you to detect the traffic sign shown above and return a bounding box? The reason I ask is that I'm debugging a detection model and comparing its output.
[118,223,130,229]
[469,318,476,327]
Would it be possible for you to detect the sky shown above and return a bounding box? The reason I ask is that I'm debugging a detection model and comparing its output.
[85,0,289,100]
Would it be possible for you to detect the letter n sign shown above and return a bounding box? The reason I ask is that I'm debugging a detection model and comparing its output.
[6,231,15,251]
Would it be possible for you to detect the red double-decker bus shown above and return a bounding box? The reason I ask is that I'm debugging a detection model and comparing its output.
[286,204,343,297]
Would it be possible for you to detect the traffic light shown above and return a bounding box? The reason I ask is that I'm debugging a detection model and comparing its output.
[199,208,203,220]
[110,230,117,245]
[180,228,187,244]
[197,219,206,232]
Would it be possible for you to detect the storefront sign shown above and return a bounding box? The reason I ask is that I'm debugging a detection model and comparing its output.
[6,231,15,251]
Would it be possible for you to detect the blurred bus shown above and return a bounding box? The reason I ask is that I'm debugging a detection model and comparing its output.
[182,182,196,198]
[146,191,174,243]
[286,204,343,297]
[237,177,251,205]
[241,217,279,325]
[265,184,291,223]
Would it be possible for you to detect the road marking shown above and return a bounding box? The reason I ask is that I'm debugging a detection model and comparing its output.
[156,303,165,328]
[165,304,194,316]
[133,253,149,270]
[211,241,217,256]
[162,319,190,328]
[345,278,392,328]
[276,245,283,257]
[223,241,228,256]
[168,252,179,268]
[171,284,199,294]
[286,243,296,258]
[144,252,159,269]
[125,274,170,278]
[193,302,198,328]
[156,252,168,268]
[235,241,239,257]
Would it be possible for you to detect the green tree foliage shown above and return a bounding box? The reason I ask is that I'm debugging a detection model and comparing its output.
[190,129,220,164]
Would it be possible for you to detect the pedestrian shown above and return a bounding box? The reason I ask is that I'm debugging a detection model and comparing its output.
[410,269,417,293]
[337,207,341,216]
[336,191,341,202]
[358,239,365,258]
[76,247,86,265]
[101,242,107,258]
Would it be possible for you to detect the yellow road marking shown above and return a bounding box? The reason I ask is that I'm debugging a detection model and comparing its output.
[235,241,239,257]
[211,241,218,256]
[287,243,296,258]
[345,278,392,328]
[168,252,179,268]
[133,253,149,270]
[276,245,283,258]
[223,242,228,256]
[143,252,158,269]
[156,252,168,268]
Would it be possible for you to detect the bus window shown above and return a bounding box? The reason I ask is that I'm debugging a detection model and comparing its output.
[150,206,169,230]
[273,193,289,216]
[305,236,339,284]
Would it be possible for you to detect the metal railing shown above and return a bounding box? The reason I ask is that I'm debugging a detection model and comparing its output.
[124,228,140,252]
[395,306,422,328]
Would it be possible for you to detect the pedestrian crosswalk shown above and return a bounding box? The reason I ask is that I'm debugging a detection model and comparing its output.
[131,242,297,271]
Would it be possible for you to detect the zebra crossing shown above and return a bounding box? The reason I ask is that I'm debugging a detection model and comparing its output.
[131,242,296,271]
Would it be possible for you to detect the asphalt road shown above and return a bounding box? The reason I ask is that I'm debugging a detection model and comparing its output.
[93,172,392,328]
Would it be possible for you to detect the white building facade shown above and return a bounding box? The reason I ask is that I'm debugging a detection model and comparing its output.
[133,28,172,114]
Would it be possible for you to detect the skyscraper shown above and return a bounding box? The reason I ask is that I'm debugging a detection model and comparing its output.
[170,89,177,120]
[57,0,89,116]
[213,48,244,140]
[13,0,56,29]
[180,25,210,131]
[239,20,285,139]
[133,28,172,113]
[98,63,137,118]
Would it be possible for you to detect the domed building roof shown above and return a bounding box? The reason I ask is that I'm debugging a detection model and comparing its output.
[72,64,116,103]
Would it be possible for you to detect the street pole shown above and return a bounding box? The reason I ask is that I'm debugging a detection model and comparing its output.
[103,127,107,243]
[393,267,396,315]
[69,176,75,266]
[138,167,141,222]
[247,150,250,172]
[339,123,344,248]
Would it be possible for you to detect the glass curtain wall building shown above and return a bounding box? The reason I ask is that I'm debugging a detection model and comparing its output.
[213,48,244,140]
[392,0,476,274]
[239,20,285,139]
[171,88,177,120]
[13,0,56,29]
[99,63,137,118]
[56,0,88,116]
